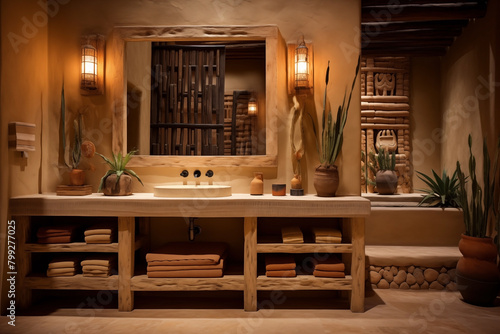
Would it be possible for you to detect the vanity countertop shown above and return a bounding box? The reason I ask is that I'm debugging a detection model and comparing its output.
[10,193,371,218]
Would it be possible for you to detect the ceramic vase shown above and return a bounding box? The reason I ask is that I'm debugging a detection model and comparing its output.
[291,174,302,189]
[375,170,397,195]
[69,169,85,186]
[250,172,263,195]
[103,174,132,196]
[313,165,339,197]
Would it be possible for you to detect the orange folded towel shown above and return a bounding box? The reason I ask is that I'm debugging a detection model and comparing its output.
[313,270,345,278]
[84,223,116,236]
[36,225,77,238]
[46,268,76,277]
[48,257,80,269]
[312,227,342,244]
[38,235,73,244]
[265,254,296,271]
[147,269,223,278]
[266,270,296,277]
[312,256,345,272]
[148,256,225,272]
[281,226,304,244]
[85,235,113,244]
[146,242,227,266]
[81,254,117,267]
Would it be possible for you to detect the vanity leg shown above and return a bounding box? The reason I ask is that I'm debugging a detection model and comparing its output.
[118,217,135,311]
[349,217,365,313]
[244,217,257,311]
[15,216,32,310]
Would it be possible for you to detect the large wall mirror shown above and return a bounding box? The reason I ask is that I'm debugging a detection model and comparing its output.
[111,26,282,167]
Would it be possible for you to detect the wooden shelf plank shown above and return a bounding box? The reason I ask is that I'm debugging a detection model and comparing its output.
[24,274,118,290]
[256,243,352,253]
[24,235,145,253]
[130,274,245,291]
[25,242,118,252]
[256,275,352,290]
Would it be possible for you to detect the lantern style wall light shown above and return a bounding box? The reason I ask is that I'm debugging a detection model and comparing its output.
[288,37,313,95]
[81,34,105,95]
[248,97,258,116]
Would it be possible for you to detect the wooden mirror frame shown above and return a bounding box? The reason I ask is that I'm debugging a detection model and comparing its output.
[110,25,283,168]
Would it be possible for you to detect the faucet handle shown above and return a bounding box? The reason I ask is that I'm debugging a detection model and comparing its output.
[180,170,189,177]
[205,170,214,177]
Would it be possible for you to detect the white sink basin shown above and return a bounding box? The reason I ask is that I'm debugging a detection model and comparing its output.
[153,185,232,198]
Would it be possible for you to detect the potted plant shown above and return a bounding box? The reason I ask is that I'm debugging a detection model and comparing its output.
[60,85,95,186]
[369,148,397,195]
[416,169,460,207]
[97,150,143,196]
[311,57,360,197]
[455,134,500,306]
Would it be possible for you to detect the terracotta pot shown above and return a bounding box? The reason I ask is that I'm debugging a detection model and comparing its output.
[103,174,132,196]
[456,272,500,306]
[456,234,500,282]
[375,170,397,195]
[313,165,339,197]
[69,169,85,186]
[250,172,264,195]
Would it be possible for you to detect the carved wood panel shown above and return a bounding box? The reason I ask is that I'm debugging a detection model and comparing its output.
[361,56,412,193]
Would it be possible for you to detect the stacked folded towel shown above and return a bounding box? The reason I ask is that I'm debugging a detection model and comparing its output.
[146,242,227,278]
[265,254,296,277]
[37,225,77,243]
[84,223,116,244]
[281,226,303,244]
[312,256,345,278]
[81,254,117,277]
[46,256,80,277]
[312,227,342,244]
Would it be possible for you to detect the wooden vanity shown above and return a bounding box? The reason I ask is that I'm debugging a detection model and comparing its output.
[10,193,370,312]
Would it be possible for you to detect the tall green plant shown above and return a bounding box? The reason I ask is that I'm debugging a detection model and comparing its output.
[315,57,360,166]
[456,135,500,238]
[71,114,83,169]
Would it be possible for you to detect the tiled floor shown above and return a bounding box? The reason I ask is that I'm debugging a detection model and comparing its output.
[1,290,499,334]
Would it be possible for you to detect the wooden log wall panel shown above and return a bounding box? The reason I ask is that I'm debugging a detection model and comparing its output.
[150,44,225,156]
[361,56,412,194]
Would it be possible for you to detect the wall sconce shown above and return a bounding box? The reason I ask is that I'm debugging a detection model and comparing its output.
[248,97,258,116]
[81,34,105,95]
[8,122,35,158]
[288,37,313,95]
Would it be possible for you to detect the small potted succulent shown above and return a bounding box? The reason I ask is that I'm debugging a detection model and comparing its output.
[369,148,397,195]
[97,150,143,196]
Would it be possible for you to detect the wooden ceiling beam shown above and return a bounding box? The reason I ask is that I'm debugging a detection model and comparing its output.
[362,0,485,6]
[361,19,469,33]
[362,46,448,57]
[362,2,487,22]
[364,28,462,41]
[363,38,455,47]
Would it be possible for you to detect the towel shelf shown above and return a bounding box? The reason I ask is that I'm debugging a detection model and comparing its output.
[24,273,119,290]
[256,243,353,253]
[10,193,369,313]
[256,275,353,290]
